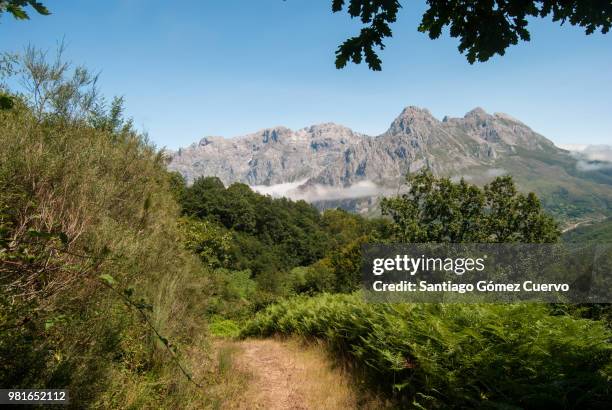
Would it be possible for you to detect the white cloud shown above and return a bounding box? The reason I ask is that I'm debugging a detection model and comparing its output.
[580,145,612,163]
[251,179,392,202]
[557,144,588,152]
[251,179,308,197]
[576,160,612,171]
[561,144,612,171]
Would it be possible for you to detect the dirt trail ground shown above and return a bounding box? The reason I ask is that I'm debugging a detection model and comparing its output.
[227,338,361,410]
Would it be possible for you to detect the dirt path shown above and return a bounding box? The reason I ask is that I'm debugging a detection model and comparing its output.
[562,218,598,233]
[227,338,361,410]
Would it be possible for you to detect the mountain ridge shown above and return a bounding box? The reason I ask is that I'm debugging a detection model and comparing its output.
[168,106,612,221]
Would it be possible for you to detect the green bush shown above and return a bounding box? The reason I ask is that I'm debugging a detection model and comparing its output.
[243,293,612,408]
[0,54,209,406]
[208,317,241,338]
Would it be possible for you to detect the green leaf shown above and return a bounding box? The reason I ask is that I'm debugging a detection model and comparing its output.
[26,229,53,239]
[44,315,66,331]
[99,274,116,286]
[0,95,15,110]
[6,5,29,20]
[45,319,55,331]
[143,195,151,211]
[58,232,69,245]
[30,1,50,16]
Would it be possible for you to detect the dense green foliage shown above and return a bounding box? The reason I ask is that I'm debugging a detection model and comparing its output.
[181,176,330,271]
[180,170,568,323]
[381,170,561,243]
[333,1,612,70]
[0,0,49,20]
[176,175,390,299]
[243,293,612,408]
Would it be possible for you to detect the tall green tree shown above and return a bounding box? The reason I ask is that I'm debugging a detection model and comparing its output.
[332,0,612,70]
[381,170,560,242]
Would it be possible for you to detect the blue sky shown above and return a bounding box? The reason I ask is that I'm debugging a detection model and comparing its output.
[1,0,611,149]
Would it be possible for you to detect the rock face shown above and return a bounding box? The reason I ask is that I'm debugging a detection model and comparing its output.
[168,106,612,219]
[169,106,554,186]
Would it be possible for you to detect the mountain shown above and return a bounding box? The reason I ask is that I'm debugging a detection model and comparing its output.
[168,107,612,222]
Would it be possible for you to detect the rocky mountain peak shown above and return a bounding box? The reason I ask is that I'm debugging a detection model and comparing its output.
[303,123,357,138]
[464,107,489,119]
[386,106,439,135]
[196,136,224,147]
[169,105,563,191]
[166,105,612,221]
[397,106,436,120]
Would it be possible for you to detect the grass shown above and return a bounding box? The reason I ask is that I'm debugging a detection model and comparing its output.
[279,338,390,410]
[220,336,388,409]
[204,341,251,409]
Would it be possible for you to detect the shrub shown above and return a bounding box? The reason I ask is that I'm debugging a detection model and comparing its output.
[0,90,208,405]
[208,317,241,338]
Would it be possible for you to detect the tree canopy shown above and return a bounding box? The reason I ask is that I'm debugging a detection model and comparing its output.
[0,0,49,20]
[381,170,561,243]
[333,0,612,70]
[179,176,384,276]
